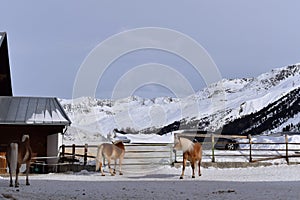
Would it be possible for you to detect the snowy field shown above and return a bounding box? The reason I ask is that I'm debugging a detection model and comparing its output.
[1,164,300,200]
[0,133,294,199]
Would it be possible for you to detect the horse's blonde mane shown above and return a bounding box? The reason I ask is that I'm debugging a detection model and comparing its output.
[179,137,194,152]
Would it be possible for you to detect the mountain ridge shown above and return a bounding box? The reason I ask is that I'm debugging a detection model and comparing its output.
[61,63,300,142]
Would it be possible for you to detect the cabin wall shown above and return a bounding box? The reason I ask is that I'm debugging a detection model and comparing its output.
[47,133,63,164]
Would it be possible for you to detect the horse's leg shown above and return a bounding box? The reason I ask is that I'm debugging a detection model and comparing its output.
[119,157,123,175]
[25,161,30,185]
[8,164,13,187]
[107,158,114,176]
[113,159,117,174]
[198,159,202,176]
[191,161,195,178]
[15,163,20,188]
[180,157,186,179]
[100,161,105,176]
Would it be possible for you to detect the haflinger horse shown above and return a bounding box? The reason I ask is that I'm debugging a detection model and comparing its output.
[173,136,202,179]
[6,135,32,187]
[95,141,125,176]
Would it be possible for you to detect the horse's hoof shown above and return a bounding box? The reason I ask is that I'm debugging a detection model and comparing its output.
[26,183,30,186]
[101,174,105,176]
[15,185,19,188]
[199,174,202,176]
[119,172,123,175]
[9,184,13,187]
[111,174,115,176]
[179,176,183,179]
[192,175,195,178]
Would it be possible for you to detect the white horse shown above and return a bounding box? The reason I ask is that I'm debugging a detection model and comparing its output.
[173,137,202,179]
[6,135,32,187]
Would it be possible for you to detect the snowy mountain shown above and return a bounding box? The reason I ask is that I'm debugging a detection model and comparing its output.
[60,64,300,143]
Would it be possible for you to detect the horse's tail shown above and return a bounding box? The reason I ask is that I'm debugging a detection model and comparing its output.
[95,144,103,171]
[9,143,18,173]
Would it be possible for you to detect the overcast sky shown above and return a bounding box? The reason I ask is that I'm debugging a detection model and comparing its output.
[1,1,300,99]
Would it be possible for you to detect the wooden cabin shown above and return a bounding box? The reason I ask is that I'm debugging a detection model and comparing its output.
[0,32,71,171]
[0,96,71,156]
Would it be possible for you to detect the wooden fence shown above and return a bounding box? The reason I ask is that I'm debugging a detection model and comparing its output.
[174,133,300,164]
[59,143,173,167]
[34,133,300,172]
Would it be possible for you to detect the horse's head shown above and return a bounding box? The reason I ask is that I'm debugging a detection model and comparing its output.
[174,137,194,152]
[113,141,125,150]
[173,137,182,151]
[22,135,30,142]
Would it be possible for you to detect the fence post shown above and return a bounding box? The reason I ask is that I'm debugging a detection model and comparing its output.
[169,143,173,165]
[84,144,88,166]
[248,134,252,162]
[72,144,76,164]
[285,134,289,164]
[211,134,215,162]
[61,144,65,158]
[173,133,177,163]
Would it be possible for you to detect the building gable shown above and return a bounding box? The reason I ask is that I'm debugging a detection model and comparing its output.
[0,32,13,96]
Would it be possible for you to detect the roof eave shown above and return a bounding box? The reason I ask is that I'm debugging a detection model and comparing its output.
[0,122,71,126]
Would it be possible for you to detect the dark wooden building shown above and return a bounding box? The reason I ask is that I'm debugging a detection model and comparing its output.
[0,96,71,156]
[0,32,13,96]
[0,32,71,161]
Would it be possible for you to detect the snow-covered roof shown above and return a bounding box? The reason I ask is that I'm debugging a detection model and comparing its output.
[0,96,71,125]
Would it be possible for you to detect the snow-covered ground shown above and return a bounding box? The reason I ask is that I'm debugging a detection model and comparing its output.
[2,132,300,199]
[1,165,300,199]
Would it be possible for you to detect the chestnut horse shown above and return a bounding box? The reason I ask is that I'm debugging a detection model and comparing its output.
[6,135,32,187]
[95,141,125,176]
[173,137,202,179]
